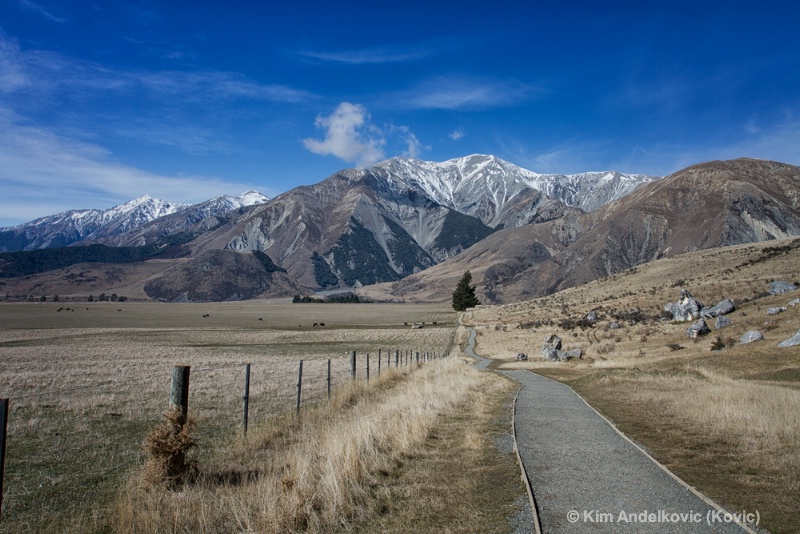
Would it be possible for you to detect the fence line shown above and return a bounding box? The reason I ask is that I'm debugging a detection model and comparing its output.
[0,345,451,523]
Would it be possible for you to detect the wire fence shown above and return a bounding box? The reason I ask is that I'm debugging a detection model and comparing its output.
[0,345,451,531]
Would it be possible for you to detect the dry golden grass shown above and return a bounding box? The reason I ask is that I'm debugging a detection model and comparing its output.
[114,357,524,533]
[466,236,800,533]
[0,301,461,533]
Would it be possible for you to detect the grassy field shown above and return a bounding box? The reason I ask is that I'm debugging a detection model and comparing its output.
[0,301,531,532]
[465,237,800,533]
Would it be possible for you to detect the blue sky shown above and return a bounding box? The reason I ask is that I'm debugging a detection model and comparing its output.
[1,1,799,227]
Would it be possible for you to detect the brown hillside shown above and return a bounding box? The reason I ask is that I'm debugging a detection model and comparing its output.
[368,158,800,304]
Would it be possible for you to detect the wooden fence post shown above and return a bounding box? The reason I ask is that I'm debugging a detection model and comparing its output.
[296,360,304,416]
[415,351,420,364]
[394,350,399,368]
[377,349,381,376]
[349,351,356,380]
[243,364,251,436]
[0,398,8,520]
[366,353,370,383]
[327,358,331,400]
[169,365,191,420]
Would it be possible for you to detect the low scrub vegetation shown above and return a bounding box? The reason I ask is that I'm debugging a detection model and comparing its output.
[464,237,800,532]
[115,358,504,532]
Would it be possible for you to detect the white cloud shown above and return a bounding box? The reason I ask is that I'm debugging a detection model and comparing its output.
[395,76,542,110]
[449,128,465,141]
[302,103,386,167]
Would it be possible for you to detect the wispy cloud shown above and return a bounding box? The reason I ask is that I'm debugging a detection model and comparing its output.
[390,125,426,159]
[0,30,314,104]
[504,112,800,178]
[296,45,430,65]
[393,75,542,110]
[449,128,465,141]
[0,108,255,226]
[16,0,66,23]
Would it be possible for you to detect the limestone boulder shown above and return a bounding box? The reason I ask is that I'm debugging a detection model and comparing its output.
[769,281,798,295]
[542,347,581,362]
[542,334,562,352]
[778,330,800,347]
[714,315,731,329]
[686,319,711,338]
[701,299,735,318]
[739,331,764,344]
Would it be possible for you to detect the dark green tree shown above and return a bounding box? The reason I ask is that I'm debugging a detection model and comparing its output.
[452,270,480,311]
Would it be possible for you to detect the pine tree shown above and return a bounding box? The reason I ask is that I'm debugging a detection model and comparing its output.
[452,270,480,311]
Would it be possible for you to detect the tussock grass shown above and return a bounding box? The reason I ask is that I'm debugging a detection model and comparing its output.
[628,366,800,470]
[0,302,458,532]
[114,357,488,532]
[465,236,800,532]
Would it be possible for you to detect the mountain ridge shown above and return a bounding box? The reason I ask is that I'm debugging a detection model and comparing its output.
[0,191,269,252]
[361,157,800,304]
[8,156,794,304]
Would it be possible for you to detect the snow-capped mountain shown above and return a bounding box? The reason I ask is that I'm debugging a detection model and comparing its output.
[3,156,797,305]
[0,192,268,252]
[374,155,659,227]
[100,191,272,247]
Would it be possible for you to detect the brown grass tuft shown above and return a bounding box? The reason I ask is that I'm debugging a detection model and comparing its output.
[141,407,198,489]
[113,358,498,532]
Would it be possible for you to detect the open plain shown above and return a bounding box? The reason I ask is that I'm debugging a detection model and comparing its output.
[0,301,529,532]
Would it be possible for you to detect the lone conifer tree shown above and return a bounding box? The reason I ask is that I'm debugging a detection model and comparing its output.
[452,270,480,311]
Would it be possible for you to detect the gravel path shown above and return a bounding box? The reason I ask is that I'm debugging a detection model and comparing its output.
[465,328,758,533]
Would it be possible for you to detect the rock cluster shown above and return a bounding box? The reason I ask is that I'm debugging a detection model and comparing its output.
[541,334,582,362]
[665,289,737,337]
[665,289,703,321]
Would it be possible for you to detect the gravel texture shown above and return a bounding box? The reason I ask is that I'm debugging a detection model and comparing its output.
[466,328,756,533]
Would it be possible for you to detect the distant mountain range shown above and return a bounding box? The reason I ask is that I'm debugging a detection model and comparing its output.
[367,158,800,303]
[0,191,269,252]
[2,155,797,304]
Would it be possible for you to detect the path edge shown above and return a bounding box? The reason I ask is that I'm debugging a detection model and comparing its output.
[530,370,760,534]
[509,381,543,534]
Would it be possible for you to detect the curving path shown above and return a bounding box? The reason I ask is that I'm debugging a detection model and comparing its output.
[465,328,758,533]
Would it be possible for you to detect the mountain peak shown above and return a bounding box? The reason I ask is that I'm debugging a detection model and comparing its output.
[235,191,270,206]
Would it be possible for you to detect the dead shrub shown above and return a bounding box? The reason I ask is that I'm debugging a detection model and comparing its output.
[142,407,198,488]
[710,336,726,352]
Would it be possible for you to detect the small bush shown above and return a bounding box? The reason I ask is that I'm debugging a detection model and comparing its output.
[667,343,685,351]
[142,407,198,488]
